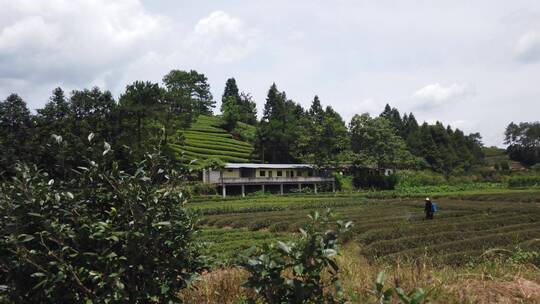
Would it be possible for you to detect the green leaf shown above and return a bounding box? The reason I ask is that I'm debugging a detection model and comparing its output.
[276,241,291,254]
[322,248,337,257]
[18,234,35,242]
[154,221,171,227]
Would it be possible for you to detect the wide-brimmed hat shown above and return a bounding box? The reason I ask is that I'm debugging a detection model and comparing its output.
[425,197,430,201]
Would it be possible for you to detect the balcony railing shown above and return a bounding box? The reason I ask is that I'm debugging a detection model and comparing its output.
[210,176,335,185]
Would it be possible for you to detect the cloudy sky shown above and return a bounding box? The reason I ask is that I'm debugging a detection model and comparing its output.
[1,0,539,146]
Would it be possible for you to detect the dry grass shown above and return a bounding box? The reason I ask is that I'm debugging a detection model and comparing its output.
[180,243,540,303]
[179,268,249,304]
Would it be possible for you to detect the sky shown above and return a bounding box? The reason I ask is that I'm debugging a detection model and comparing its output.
[1,0,539,147]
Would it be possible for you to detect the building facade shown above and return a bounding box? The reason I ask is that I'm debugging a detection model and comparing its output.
[202,163,335,197]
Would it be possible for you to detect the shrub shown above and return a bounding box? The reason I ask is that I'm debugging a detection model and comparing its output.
[241,210,352,303]
[353,173,398,190]
[508,175,540,188]
[0,137,206,303]
[395,170,446,188]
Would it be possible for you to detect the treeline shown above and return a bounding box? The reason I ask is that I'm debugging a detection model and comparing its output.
[240,83,484,175]
[0,71,486,179]
[505,122,540,166]
[0,70,215,179]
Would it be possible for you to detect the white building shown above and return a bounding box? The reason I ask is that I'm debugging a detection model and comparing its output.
[202,163,335,197]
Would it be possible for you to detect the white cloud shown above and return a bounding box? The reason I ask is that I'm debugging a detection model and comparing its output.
[0,2,259,108]
[0,0,165,85]
[514,31,540,62]
[185,11,260,63]
[413,83,475,109]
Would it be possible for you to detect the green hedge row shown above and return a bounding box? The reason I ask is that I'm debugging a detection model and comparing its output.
[508,175,540,188]
[180,145,253,159]
[182,130,233,138]
[185,139,253,153]
[362,222,540,257]
[170,146,252,163]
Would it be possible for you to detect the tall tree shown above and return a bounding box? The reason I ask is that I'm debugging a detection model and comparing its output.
[0,94,33,175]
[119,81,163,150]
[349,113,414,170]
[504,121,540,165]
[163,70,215,118]
[257,83,301,163]
[220,78,257,126]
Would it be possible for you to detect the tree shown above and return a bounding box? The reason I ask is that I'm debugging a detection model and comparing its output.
[298,96,349,166]
[0,94,33,176]
[221,78,241,110]
[349,113,414,170]
[163,70,215,117]
[505,121,540,165]
[220,78,257,126]
[256,83,301,163]
[37,87,70,121]
[119,81,163,150]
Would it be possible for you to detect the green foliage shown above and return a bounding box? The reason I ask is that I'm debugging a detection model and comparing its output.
[241,210,352,304]
[508,175,540,188]
[505,121,540,166]
[163,69,215,116]
[395,170,447,188]
[173,115,258,165]
[220,78,257,125]
[349,113,415,170]
[0,138,205,303]
[353,172,399,190]
[0,93,33,177]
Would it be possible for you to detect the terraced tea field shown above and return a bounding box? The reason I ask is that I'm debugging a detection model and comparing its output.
[193,191,540,266]
[170,115,259,164]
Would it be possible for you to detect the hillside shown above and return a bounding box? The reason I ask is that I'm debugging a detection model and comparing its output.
[483,146,525,170]
[170,115,260,165]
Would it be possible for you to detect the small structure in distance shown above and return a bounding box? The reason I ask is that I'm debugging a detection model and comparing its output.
[202,163,335,197]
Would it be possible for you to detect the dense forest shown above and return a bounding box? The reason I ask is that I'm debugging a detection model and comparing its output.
[0,68,489,181]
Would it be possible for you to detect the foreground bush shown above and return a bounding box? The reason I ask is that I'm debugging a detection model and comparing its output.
[0,136,205,303]
[241,210,352,304]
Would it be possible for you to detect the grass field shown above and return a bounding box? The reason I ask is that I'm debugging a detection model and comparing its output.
[187,189,540,303]
[192,190,540,266]
[171,115,259,164]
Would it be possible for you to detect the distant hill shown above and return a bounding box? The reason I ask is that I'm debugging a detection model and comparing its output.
[170,115,260,165]
[482,146,525,170]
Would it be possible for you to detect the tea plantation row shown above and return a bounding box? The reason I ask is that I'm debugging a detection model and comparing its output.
[192,191,540,265]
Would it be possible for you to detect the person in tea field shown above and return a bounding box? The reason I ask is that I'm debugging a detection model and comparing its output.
[424,197,434,220]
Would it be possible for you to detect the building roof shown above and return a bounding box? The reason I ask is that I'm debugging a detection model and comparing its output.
[224,163,313,169]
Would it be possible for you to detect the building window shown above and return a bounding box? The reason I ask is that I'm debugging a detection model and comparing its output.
[297,170,302,177]
[290,171,294,177]
[308,170,313,177]
[227,169,233,172]
[277,171,283,177]
[260,170,266,177]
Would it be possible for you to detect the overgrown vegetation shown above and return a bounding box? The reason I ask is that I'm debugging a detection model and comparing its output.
[0,138,205,303]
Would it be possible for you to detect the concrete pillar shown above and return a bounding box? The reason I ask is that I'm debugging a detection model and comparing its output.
[222,185,227,198]
[332,181,335,193]
[280,184,284,195]
[314,183,318,194]
[298,183,302,191]
[241,184,245,197]
[261,184,265,193]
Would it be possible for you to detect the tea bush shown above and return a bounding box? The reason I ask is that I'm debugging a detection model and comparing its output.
[241,210,352,303]
[0,137,206,303]
[508,175,540,188]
